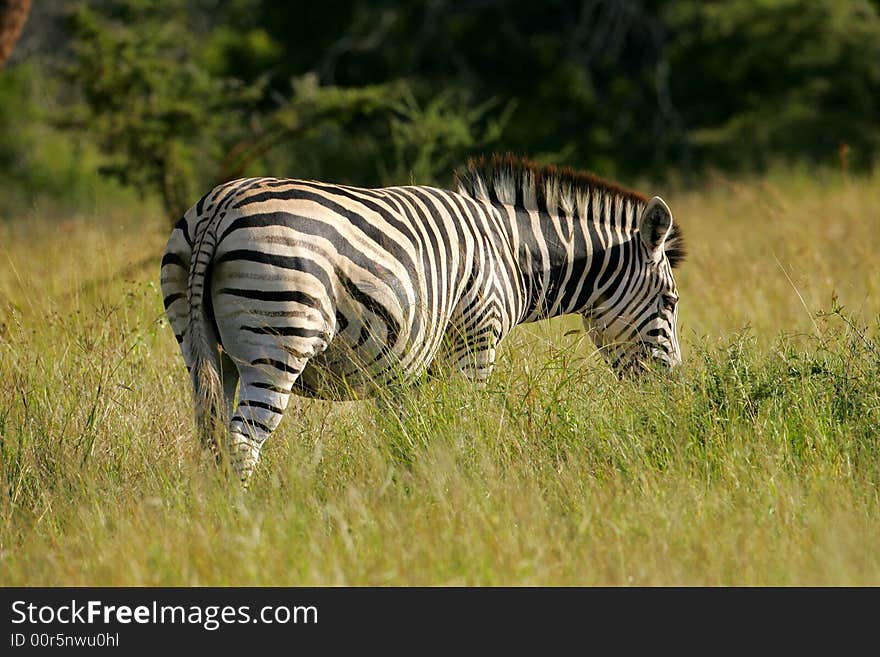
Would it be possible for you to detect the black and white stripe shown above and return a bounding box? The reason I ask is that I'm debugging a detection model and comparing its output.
[161,154,685,481]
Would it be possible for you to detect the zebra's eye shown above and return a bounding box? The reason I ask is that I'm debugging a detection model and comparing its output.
[660,293,678,310]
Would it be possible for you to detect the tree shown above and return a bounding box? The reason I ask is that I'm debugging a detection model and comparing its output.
[0,0,30,66]
[665,0,880,171]
[62,3,266,221]
[60,1,509,222]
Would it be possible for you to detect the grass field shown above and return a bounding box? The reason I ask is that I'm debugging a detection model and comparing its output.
[1,169,879,585]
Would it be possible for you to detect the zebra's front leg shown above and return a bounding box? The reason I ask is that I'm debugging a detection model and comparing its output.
[450,278,503,388]
[455,324,499,388]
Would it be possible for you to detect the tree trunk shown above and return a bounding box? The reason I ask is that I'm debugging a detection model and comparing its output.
[0,0,31,67]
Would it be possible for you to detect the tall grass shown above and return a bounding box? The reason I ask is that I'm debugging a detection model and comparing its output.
[0,170,878,585]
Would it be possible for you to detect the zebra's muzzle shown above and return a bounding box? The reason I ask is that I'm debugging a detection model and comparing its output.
[611,346,677,378]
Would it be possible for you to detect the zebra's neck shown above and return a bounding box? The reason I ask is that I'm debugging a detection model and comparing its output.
[455,154,650,327]
[494,189,643,324]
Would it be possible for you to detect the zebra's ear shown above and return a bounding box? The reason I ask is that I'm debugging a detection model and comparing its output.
[639,196,673,258]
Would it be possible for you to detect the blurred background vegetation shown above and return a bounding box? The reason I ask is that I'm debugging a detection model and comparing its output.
[1,0,879,221]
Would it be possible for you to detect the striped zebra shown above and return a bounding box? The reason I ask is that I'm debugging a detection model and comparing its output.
[161,154,685,482]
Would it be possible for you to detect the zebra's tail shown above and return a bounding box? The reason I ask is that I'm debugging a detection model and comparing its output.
[187,213,225,456]
[193,356,223,456]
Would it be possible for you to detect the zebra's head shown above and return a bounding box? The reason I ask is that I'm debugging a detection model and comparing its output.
[584,196,684,375]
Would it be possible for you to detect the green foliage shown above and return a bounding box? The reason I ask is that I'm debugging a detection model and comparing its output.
[666,0,880,170]
[0,64,101,216]
[384,89,514,184]
[62,3,265,220]
[59,1,509,220]
[4,0,880,214]
[202,0,880,177]
[216,73,403,183]
[200,26,282,80]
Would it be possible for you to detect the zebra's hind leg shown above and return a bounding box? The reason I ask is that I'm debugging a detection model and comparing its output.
[224,353,316,484]
[220,351,239,419]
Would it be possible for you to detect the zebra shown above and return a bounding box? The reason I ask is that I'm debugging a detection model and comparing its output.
[160,154,685,482]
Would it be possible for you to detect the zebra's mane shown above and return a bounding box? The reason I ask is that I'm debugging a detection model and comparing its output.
[455,153,685,268]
